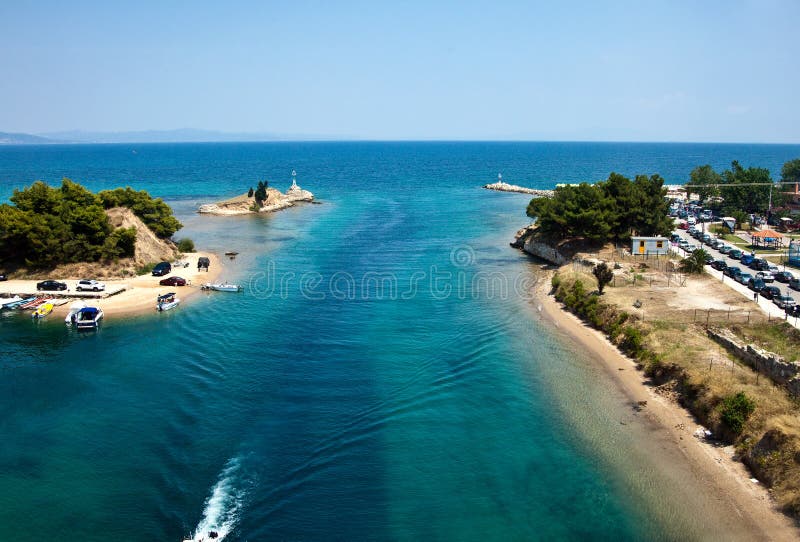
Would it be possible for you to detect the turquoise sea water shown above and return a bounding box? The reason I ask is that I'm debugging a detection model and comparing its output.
[1,142,800,541]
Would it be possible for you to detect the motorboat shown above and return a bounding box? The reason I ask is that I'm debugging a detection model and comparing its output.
[31,302,54,319]
[201,282,243,292]
[1,296,23,309]
[65,300,87,325]
[156,292,180,311]
[75,307,104,330]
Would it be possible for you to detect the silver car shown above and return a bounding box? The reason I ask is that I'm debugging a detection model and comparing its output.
[75,279,106,292]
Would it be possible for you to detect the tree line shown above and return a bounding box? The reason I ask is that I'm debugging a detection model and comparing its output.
[689,158,800,221]
[0,179,183,269]
[526,172,673,242]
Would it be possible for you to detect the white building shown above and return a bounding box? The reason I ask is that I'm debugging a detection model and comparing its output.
[631,236,669,256]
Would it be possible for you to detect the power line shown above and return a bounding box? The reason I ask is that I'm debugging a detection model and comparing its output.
[683,181,797,188]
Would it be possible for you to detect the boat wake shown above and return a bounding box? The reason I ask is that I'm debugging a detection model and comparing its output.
[185,457,248,542]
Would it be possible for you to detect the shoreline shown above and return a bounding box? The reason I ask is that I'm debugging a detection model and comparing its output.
[1,252,226,320]
[533,273,799,540]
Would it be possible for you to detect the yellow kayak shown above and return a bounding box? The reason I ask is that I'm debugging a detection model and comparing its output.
[32,302,54,319]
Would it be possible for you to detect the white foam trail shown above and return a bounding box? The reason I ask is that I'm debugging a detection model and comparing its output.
[188,457,247,541]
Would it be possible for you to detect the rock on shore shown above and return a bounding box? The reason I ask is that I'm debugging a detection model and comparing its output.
[483,181,553,197]
[198,184,314,216]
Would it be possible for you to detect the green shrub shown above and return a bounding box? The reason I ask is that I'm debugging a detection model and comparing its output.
[136,262,156,275]
[620,326,645,358]
[720,392,756,435]
[176,238,195,252]
[101,227,137,261]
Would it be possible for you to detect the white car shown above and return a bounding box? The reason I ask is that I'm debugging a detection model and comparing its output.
[75,279,106,292]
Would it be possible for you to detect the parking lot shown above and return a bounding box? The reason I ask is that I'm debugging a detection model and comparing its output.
[671,223,800,324]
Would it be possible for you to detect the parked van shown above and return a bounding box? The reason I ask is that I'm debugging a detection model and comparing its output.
[152,262,172,277]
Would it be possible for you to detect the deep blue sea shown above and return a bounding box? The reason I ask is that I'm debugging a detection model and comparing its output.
[1,142,799,541]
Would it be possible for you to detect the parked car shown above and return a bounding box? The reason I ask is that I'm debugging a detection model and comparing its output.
[159,276,187,286]
[709,239,723,250]
[711,259,728,271]
[749,259,770,271]
[151,262,172,277]
[740,254,755,266]
[670,234,681,243]
[774,271,795,283]
[774,295,796,309]
[678,222,689,230]
[685,244,697,253]
[36,279,67,291]
[760,286,781,299]
[735,273,753,285]
[704,253,715,264]
[728,249,742,259]
[786,304,800,317]
[718,245,732,254]
[748,278,766,292]
[789,278,800,291]
[724,266,742,278]
[76,279,106,292]
[756,271,775,283]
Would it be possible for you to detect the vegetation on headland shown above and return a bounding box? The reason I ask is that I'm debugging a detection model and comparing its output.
[550,270,800,515]
[98,186,182,238]
[0,179,186,269]
[526,172,673,242]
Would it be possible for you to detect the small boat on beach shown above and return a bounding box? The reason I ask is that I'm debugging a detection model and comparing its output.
[31,302,54,319]
[20,296,52,310]
[201,282,243,292]
[156,292,180,311]
[4,296,36,309]
[75,307,104,330]
[1,296,23,309]
[65,301,87,325]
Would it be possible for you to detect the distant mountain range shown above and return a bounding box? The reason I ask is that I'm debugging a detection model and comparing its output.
[0,131,64,145]
[0,128,343,145]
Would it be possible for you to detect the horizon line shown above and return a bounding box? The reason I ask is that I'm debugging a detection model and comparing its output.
[4,137,800,146]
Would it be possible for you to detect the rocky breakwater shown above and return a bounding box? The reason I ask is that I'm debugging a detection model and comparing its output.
[483,181,554,197]
[198,183,314,216]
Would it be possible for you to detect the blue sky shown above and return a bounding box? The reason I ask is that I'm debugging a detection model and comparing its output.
[1,1,798,142]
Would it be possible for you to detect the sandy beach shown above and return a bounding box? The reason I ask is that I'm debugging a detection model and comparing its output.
[535,276,800,540]
[0,252,226,319]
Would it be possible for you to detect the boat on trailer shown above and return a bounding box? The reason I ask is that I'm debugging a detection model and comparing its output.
[201,282,243,292]
[75,307,104,330]
[156,292,180,311]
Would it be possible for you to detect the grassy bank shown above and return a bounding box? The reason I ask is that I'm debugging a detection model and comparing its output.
[551,269,800,516]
